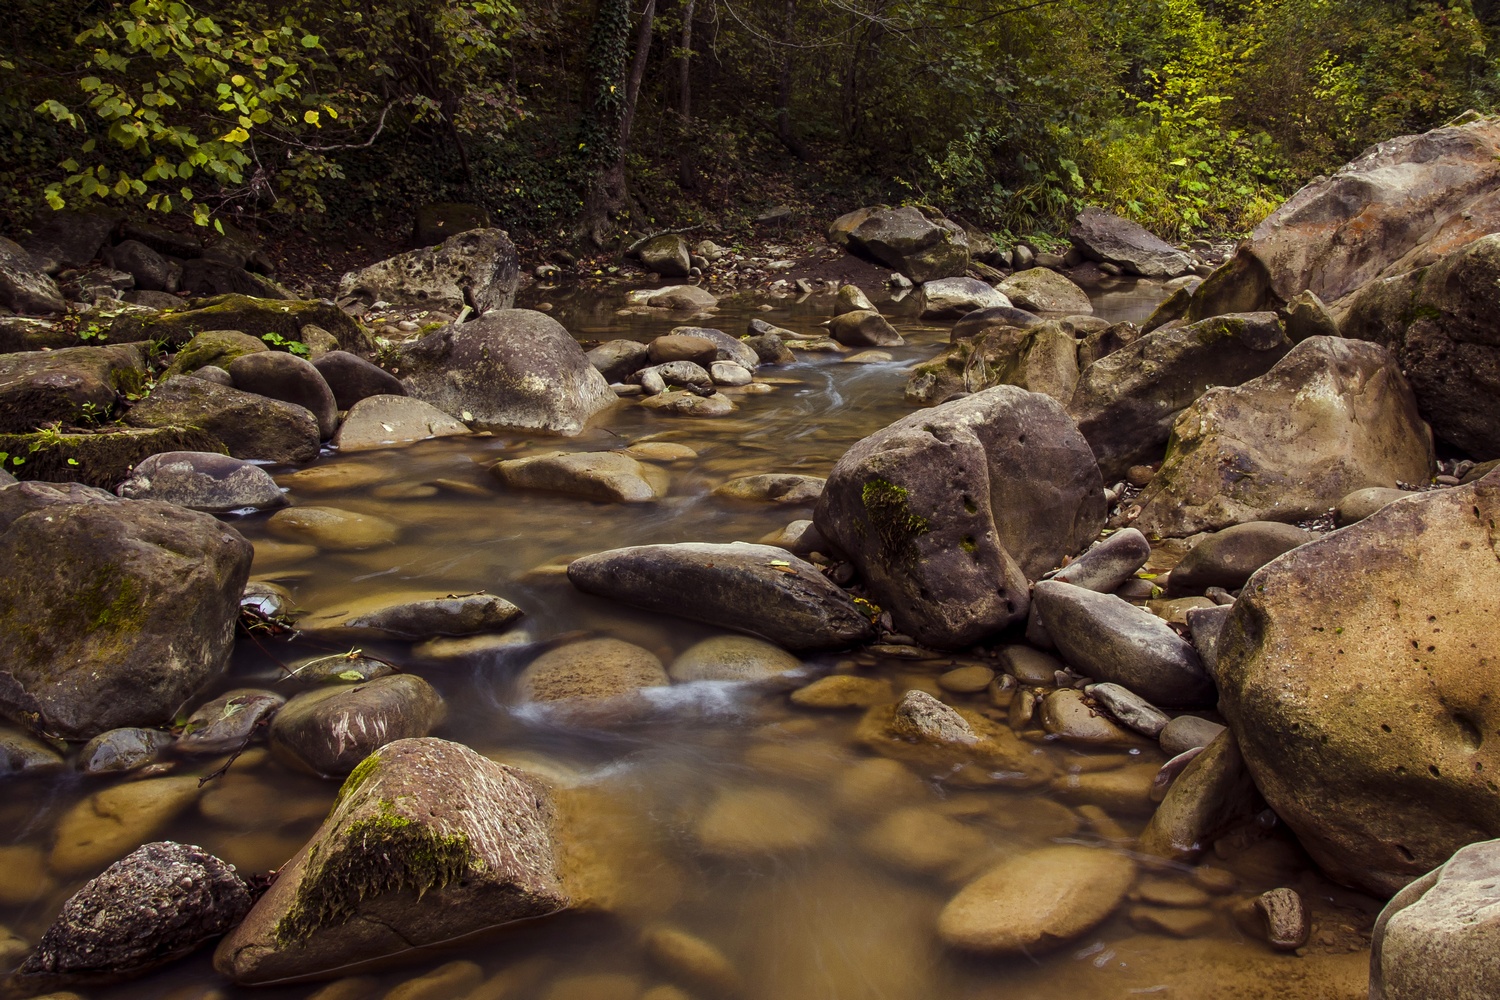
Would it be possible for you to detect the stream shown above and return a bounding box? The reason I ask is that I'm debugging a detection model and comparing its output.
[0,277,1380,1000]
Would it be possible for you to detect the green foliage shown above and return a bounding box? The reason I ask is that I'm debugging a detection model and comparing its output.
[261,331,309,356]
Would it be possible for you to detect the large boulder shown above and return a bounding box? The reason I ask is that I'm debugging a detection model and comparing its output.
[1342,232,1500,457]
[124,375,322,465]
[567,542,877,651]
[997,268,1093,314]
[0,425,223,490]
[20,209,118,274]
[1130,337,1433,538]
[844,207,969,283]
[815,386,1105,648]
[0,343,148,432]
[312,350,406,410]
[0,237,66,314]
[0,498,251,739]
[227,351,339,439]
[1370,839,1500,1000]
[214,738,569,984]
[1067,312,1293,480]
[336,228,520,315]
[108,295,371,354]
[12,842,249,990]
[918,278,1008,320]
[396,310,616,435]
[494,451,667,503]
[1068,208,1194,278]
[1215,469,1500,896]
[638,234,691,278]
[1188,117,1500,320]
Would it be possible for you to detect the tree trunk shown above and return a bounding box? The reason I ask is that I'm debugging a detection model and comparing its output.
[619,0,657,150]
[577,0,633,247]
[677,0,697,190]
[775,0,811,160]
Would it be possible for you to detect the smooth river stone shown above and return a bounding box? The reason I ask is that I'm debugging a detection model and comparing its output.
[493,451,667,503]
[1039,689,1140,746]
[270,675,445,777]
[790,674,896,709]
[50,776,202,876]
[858,806,990,881]
[1,727,66,776]
[712,474,825,504]
[517,637,668,706]
[331,395,469,452]
[1031,580,1213,707]
[78,727,174,775]
[295,590,523,641]
[938,844,1137,954]
[267,506,399,550]
[668,635,802,683]
[695,787,829,857]
[175,689,285,756]
[641,925,743,997]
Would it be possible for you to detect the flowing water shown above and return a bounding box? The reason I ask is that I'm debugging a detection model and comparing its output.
[0,278,1381,1000]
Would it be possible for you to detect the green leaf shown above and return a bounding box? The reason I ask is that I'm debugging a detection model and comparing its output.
[300,34,320,48]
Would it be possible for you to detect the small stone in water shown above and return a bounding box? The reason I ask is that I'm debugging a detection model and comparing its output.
[790,674,894,709]
[1256,887,1311,951]
[641,925,742,997]
[1129,904,1217,938]
[938,665,996,694]
[383,959,484,1000]
[891,691,978,745]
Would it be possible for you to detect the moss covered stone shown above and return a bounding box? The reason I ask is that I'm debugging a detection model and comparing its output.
[162,330,267,379]
[109,295,373,356]
[0,425,225,489]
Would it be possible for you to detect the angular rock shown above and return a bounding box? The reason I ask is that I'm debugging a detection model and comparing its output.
[228,351,339,439]
[124,376,321,465]
[1342,232,1500,457]
[639,389,736,417]
[743,331,794,366]
[295,590,522,641]
[567,542,876,651]
[0,343,147,433]
[331,395,469,452]
[337,228,519,314]
[0,499,250,739]
[20,210,118,273]
[828,309,903,348]
[270,675,445,776]
[494,451,666,503]
[1185,605,1233,677]
[834,284,877,315]
[101,240,181,293]
[1131,337,1433,538]
[998,268,1092,314]
[215,738,569,983]
[1069,208,1194,278]
[1189,118,1500,321]
[13,842,249,990]
[1091,683,1171,738]
[1216,469,1500,896]
[517,637,668,706]
[1159,715,1226,757]
[1139,731,1259,862]
[845,207,969,283]
[312,351,406,410]
[396,310,616,435]
[1255,888,1311,952]
[635,285,717,312]
[176,689,285,755]
[1283,290,1340,343]
[638,234,691,278]
[815,386,1105,648]
[1371,839,1500,1000]
[638,360,712,391]
[952,305,1043,340]
[116,451,288,512]
[906,322,1076,406]
[1031,581,1213,707]
[938,845,1136,954]
[0,237,66,314]
[919,278,1009,320]
[1067,312,1293,480]
[890,690,976,745]
[1167,522,1310,596]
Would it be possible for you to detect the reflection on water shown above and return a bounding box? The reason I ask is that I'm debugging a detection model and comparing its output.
[0,279,1378,1000]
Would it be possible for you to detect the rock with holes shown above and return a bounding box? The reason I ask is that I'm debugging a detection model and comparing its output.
[1216,466,1500,896]
[814,385,1105,649]
[214,737,569,983]
[336,228,519,314]
[115,451,288,513]
[268,675,445,777]
[395,310,616,435]
[13,841,249,990]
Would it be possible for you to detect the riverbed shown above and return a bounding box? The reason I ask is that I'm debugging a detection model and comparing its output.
[0,277,1380,1000]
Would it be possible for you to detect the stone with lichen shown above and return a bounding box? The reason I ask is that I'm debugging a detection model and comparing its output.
[214,737,570,984]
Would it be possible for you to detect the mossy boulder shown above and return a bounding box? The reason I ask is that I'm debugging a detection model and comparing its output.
[214,737,570,984]
[124,375,320,465]
[0,317,80,354]
[161,330,267,379]
[0,343,149,433]
[815,385,1105,649]
[109,295,373,355]
[0,497,251,739]
[0,426,225,490]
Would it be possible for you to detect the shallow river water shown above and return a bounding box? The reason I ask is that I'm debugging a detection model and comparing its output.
[1,278,1382,1000]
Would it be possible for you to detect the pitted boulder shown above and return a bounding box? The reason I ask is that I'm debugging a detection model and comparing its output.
[336,227,519,314]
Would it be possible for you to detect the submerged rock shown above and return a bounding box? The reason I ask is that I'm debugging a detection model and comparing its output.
[78,728,173,775]
[0,499,251,739]
[668,635,802,683]
[815,385,1104,648]
[494,451,667,503]
[1131,337,1433,538]
[567,542,876,651]
[712,473,824,504]
[296,590,522,641]
[14,842,249,990]
[396,310,617,435]
[0,727,66,776]
[517,637,668,707]
[267,505,399,550]
[938,844,1137,954]
[215,738,569,983]
[270,675,445,776]
[1216,468,1500,896]
[50,775,203,876]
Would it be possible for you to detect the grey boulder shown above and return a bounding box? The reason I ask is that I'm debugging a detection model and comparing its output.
[312,350,407,411]
[336,228,519,314]
[270,674,445,777]
[124,376,321,465]
[1068,208,1194,278]
[1166,522,1310,595]
[0,237,66,314]
[116,451,288,513]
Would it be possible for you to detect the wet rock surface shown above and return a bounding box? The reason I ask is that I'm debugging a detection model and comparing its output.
[270,675,446,776]
[115,451,288,512]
